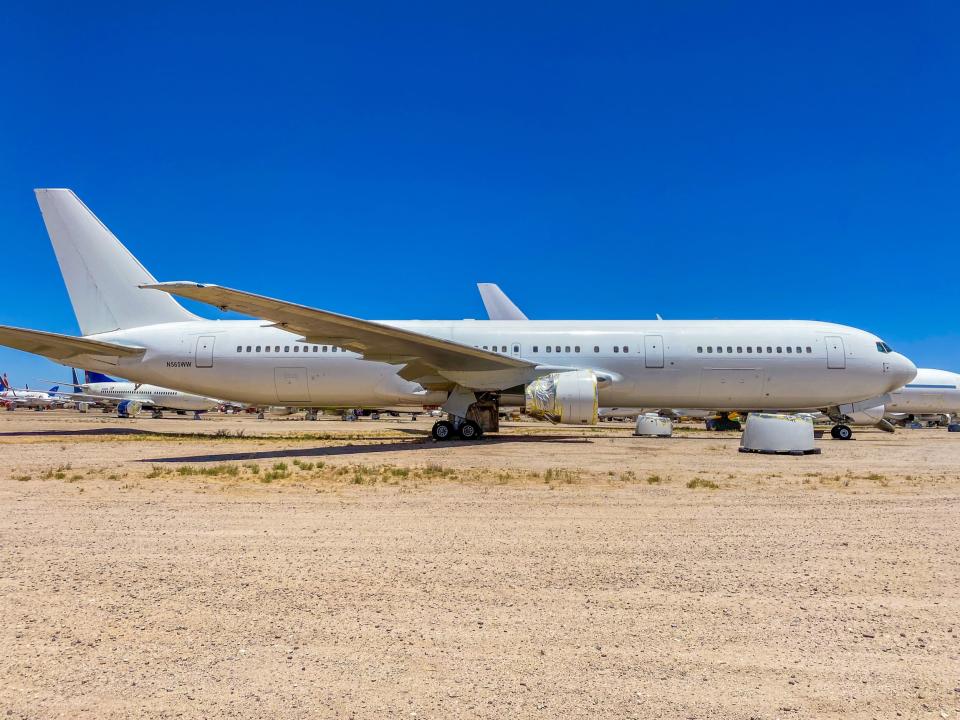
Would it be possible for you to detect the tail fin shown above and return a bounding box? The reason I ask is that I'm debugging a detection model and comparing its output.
[477,283,529,321]
[1,373,9,390]
[71,368,82,393]
[34,189,198,336]
[49,385,59,393]
[85,370,116,384]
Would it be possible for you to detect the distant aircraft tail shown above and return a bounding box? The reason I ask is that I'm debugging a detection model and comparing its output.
[71,368,82,394]
[1,373,9,390]
[34,189,198,336]
[48,385,59,394]
[85,370,116,384]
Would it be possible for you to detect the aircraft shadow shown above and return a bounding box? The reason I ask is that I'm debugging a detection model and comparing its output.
[0,427,157,438]
[141,435,593,464]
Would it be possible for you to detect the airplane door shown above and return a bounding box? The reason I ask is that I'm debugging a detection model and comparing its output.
[275,367,308,403]
[644,335,664,368]
[195,336,215,368]
[825,335,846,369]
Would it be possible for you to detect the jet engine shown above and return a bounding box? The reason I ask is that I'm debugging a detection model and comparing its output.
[525,370,599,425]
[841,403,895,432]
[117,400,142,418]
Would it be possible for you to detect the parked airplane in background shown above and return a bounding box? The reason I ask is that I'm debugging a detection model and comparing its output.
[0,189,916,441]
[46,370,223,418]
[0,374,65,410]
[874,368,959,427]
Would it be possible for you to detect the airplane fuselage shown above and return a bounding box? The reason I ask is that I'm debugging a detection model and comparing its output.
[82,382,221,412]
[78,318,912,411]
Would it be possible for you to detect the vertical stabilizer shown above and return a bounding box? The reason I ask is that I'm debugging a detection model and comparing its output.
[35,189,197,336]
[477,283,528,321]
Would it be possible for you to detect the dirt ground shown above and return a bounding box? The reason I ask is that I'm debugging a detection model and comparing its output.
[1,411,958,719]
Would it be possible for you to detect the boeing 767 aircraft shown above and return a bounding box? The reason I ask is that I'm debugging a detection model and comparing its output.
[0,189,916,441]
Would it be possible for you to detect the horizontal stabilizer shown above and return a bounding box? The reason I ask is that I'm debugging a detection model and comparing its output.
[0,325,144,362]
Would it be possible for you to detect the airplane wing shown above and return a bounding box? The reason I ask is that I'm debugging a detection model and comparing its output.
[0,326,145,362]
[143,282,549,389]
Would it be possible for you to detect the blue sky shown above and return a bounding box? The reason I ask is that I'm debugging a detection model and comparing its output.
[1,1,957,385]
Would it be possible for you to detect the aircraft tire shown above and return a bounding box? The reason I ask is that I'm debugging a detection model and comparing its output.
[432,420,455,441]
[457,420,482,440]
[831,424,853,440]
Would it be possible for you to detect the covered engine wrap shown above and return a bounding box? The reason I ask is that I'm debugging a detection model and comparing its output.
[841,403,885,425]
[525,370,599,425]
[117,400,142,418]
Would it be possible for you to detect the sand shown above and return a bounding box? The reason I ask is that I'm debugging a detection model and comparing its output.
[1,412,958,719]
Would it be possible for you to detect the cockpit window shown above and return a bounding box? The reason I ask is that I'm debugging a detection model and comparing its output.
[876,341,893,353]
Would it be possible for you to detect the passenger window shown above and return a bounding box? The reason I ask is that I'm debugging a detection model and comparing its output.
[726,346,732,353]
[246,346,251,352]
[574,346,580,353]
[256,346,261,352]
[284,346,290,353]
[623,346,629,353]
[513,345,520,353]
[786,346,793,353]
[546,346,551,353]
[594,346,600,353]
[613,346,619,353]
[565,346,570,353]
[776,346,782,353]
[533,346,539,352]
[265,346,271,352]
[275,346,280,352]
[555,346,560,352]
[697,346,703,353]
[236,345,242,352]
[756,346,762,353]
[806,346,812,353]
[716,346,722,353]
[766,346,772,353]
[796,346,802,354]
[483,345,488,350]
[737,346,742,353]
[294,345,299,352]
[707,346,713,353]
[746,346,752,353]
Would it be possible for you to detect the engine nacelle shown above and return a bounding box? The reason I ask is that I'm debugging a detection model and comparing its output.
[843,403,885,425]
[117,400,142,418]
[525,370,599,425]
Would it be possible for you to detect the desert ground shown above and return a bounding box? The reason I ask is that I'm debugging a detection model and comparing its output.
[1,411,958,719]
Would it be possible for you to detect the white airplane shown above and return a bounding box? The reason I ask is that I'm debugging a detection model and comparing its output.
[46,369,222,418]
[0,189,917,441]
[0,374,65,410]
[866,368,960,427]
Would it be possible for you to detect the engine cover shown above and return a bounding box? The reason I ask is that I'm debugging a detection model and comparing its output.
[525,370,599,425]
[117,400,142,418]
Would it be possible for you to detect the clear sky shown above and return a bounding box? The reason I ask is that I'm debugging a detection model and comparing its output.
[1,1,957,386]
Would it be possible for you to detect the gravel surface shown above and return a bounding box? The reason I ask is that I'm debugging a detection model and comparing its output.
[1,413,958,718]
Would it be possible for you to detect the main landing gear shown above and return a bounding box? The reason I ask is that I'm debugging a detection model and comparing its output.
[431,418,483,441]
[830,424,853,440]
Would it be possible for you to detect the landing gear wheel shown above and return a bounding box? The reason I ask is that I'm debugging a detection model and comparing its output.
[457,420,482,440]
[432,420,455,441]
[370,412,380,421]
[831,424,853,440]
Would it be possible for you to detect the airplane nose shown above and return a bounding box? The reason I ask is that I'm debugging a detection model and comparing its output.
[887,352,917,390]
